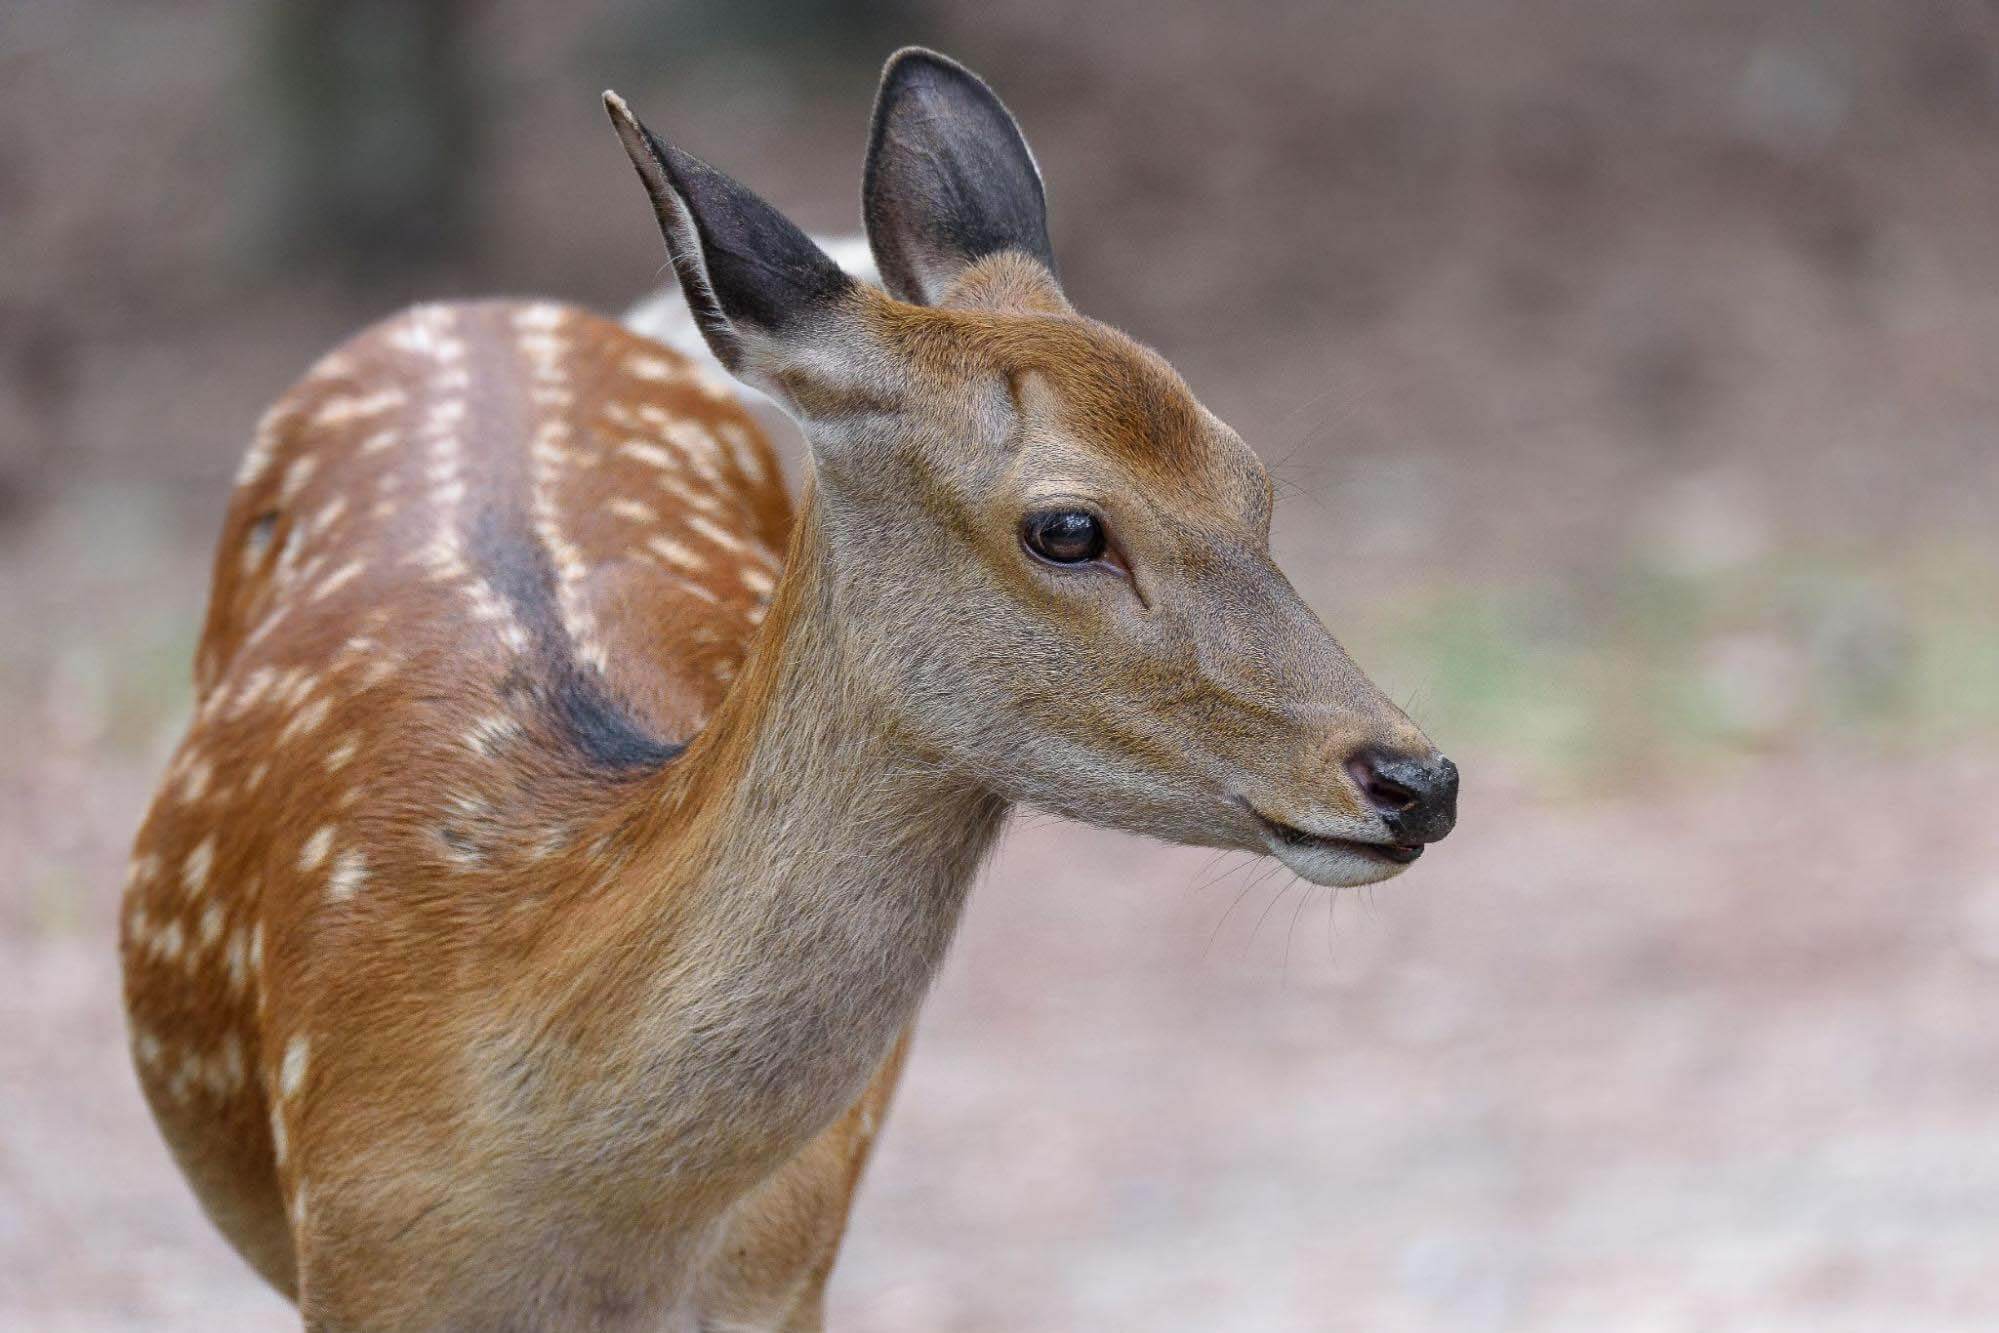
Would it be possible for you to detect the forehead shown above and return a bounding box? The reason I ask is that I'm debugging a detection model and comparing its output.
[888,301,1270,521]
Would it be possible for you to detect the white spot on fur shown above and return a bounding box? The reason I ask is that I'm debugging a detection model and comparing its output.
[624,354,680,381]
[243,602,292,652]
[225,929,250,992]
[616,440,674,470]
[530,435,574,468]
[659,418,728,488]
[311,559,367,601]
[280,1035,311,1100]
[279,695,332,744]
[328,849,367,901]
[299,826,334,872]
[384,304,462,359]
[512,303,568,332]
[308,494,349,536]
[231,666,277,717]
[716,421,767,484]
[678,580,721,605]
[279,454,319,503]
[686,512,754,557]
[304,350,355,383]
[154,918,186,963]
[645,535,704,572]
[310,386,407,428]
[237,401,294,487]
[607,497,657,524]
[196,902,225,953]
[275,668,318,709]
[182,837,215,897]
[171,1052,206,1101]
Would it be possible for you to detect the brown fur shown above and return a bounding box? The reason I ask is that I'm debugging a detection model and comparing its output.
[123,302,932,1328]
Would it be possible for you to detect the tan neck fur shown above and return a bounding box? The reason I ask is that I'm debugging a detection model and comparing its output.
[528,487,1008,1196]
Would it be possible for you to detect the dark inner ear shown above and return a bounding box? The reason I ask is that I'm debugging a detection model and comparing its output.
[863,48,1056,305]
[607,93,851,368]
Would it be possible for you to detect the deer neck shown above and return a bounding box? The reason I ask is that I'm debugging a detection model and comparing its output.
[670,493,1010,996]
[546,491,1008,1175]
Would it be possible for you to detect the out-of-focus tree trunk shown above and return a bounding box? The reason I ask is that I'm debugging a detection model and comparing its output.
[256,0,482,282]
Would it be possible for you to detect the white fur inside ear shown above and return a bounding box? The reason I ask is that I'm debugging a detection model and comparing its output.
[624,234,881,410]
[901,252,965,310]
[657,193,737,362]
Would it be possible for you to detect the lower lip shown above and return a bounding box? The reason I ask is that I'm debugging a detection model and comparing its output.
[1259,816,1423,865]
[1321,836,1422,865]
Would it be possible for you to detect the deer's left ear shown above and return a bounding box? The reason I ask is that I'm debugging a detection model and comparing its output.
[863,48,1057,306]
[605,91,855,388]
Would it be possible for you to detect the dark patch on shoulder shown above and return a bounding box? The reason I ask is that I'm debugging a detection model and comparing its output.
[467,508,682,773]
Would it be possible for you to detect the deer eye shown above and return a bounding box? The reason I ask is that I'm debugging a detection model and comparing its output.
[1021,509,1107,565]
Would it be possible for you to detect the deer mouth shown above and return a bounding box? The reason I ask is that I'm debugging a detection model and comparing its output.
[1251,811,1424,865]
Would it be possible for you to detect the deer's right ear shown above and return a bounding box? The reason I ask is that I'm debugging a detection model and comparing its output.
[605,92,853,381]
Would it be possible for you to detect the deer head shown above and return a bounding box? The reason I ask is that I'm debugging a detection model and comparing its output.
[606,48,1456,887]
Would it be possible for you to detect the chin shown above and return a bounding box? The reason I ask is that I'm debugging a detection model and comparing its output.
[1266,838,1423,888]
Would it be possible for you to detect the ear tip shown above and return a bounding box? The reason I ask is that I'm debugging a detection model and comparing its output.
[603,90,646,149]
[880,46,982,95]
[603,93,683,185]
[883,44,955,71]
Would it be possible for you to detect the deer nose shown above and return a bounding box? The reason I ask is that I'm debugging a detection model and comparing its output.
[1347,749,1459,844]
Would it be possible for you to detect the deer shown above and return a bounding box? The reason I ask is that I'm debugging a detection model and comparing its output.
[119,48,1457,1331]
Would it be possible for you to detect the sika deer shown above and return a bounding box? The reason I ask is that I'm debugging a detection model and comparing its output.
[120,48,1457,1331]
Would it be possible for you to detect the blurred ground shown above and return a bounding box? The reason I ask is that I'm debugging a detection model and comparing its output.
[5,1,1999,1328]
[13,751,1999,1331]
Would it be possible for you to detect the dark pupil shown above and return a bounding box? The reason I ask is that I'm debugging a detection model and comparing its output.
[1028,510,1103,563]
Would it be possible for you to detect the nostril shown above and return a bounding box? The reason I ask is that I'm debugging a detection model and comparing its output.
[1347,754,1420,816]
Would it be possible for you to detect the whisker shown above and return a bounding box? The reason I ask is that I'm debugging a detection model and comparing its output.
[1187,847,1230,890]
[1281,880,1314,983]
[1245,871,1297,957]
[1203,867,1269,961]
[1192,850,1252,895]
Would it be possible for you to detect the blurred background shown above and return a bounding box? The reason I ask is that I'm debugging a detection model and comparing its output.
[6,1,1999,1328]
